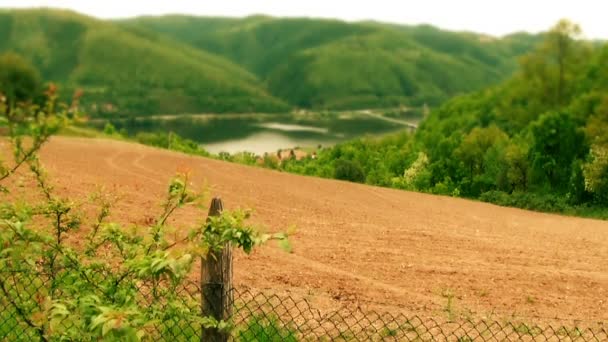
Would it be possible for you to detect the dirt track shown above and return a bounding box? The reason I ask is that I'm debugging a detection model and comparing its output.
[23,137,608,322]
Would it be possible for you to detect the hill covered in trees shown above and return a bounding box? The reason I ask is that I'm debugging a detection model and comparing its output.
[125,16,541,109]
[258,20,608,217]
[0,8,289,116]
[0,8,540,115]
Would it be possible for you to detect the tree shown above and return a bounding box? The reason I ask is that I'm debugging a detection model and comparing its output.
[530,111,586,191]
[396,152,431,191]
[569,159,589,204]
[585,97,608,147]
[519,19,588,107]
[0,52,42,107]
[503,141,530,191]
[583,97,608,204]
[551,20,581,104]
[455,126,508,178]
[583,146,608,204]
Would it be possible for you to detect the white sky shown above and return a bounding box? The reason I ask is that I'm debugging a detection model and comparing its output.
[1,0,606,39]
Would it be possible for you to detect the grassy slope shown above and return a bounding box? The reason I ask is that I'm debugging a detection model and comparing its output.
[0,9,289,116]
[125,16,541,109]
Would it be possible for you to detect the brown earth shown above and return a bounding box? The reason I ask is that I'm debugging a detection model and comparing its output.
[9,137,608,323]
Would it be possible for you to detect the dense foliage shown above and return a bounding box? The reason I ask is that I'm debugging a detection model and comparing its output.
[127,16,540,109]
[251,21,608,218]
[0,84,288,340]
[0,52,42,107]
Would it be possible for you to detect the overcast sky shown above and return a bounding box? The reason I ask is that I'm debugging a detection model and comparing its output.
[1,0,606,39]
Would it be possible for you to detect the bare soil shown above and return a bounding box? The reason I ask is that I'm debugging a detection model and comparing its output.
[13,137,608,323]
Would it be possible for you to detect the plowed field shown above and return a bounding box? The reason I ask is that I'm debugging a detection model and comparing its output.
[12,137,607,322]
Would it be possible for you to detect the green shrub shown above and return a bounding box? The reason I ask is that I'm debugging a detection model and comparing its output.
[232,152,258,165]
[103,122,117,135]
[217,151,233,162]
[262,154,280,169]
[0,86,289,340]
[480,191,571,213]
[334,159,366,183]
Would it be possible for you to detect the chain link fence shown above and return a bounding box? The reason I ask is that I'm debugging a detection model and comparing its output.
[1,271,607,341]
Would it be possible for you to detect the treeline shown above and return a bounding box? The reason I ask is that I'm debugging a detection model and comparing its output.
[252,20,608,217]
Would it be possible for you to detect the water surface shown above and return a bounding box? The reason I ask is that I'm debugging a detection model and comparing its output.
[101,112,416,155]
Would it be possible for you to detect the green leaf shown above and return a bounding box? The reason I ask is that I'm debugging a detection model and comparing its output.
[279,238,293,253]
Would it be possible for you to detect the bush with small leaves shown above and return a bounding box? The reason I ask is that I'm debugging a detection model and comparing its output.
[333,159,366,183]
[0,86,288,341]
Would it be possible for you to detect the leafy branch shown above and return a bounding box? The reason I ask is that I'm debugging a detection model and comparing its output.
[0,85,290,340]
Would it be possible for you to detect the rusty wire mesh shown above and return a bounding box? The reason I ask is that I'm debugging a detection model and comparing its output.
[1,271,607,341]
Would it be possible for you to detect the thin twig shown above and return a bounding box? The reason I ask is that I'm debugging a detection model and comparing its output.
[0,136,49,183]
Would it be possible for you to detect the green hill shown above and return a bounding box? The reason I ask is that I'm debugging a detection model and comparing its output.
[259,21,608,217]
[0,9,289,116]
[0,9,542,115]
[125,16,541,108]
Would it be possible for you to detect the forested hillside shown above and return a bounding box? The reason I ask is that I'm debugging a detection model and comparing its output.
[126,16,540,109]
[0,9,553,116]
[0,9,288,116]
[264,21,608,216]
[0,9,541,115]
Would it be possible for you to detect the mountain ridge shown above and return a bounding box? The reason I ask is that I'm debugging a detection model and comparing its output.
[1,8,542,115]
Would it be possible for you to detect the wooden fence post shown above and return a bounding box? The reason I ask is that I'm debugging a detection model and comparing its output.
[201,197,233,342]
